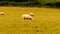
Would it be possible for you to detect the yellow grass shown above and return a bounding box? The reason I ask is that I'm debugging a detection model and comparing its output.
[0,7,60,34]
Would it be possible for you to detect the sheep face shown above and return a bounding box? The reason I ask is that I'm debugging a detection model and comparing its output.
[0,12,5,16]
[29,13,34,16]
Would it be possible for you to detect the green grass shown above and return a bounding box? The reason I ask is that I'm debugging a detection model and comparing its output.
[0,7,60,34]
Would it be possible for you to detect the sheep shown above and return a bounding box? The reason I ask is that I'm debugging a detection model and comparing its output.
[0,12,5,16]
[22,13,34,20]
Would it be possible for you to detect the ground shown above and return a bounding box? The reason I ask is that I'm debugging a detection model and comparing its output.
[0,7,60,34]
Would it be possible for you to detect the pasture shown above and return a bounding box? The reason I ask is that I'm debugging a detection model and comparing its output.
[0,7,60,34]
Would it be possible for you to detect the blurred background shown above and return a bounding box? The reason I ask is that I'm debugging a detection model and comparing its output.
[0,0,60,8]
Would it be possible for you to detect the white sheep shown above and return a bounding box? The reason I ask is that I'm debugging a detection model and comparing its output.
[22,13,34,20]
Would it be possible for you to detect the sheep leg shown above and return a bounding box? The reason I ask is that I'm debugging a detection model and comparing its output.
[29,18,32,20]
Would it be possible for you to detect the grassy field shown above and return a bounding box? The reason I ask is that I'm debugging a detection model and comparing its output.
[0,7,60,34]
